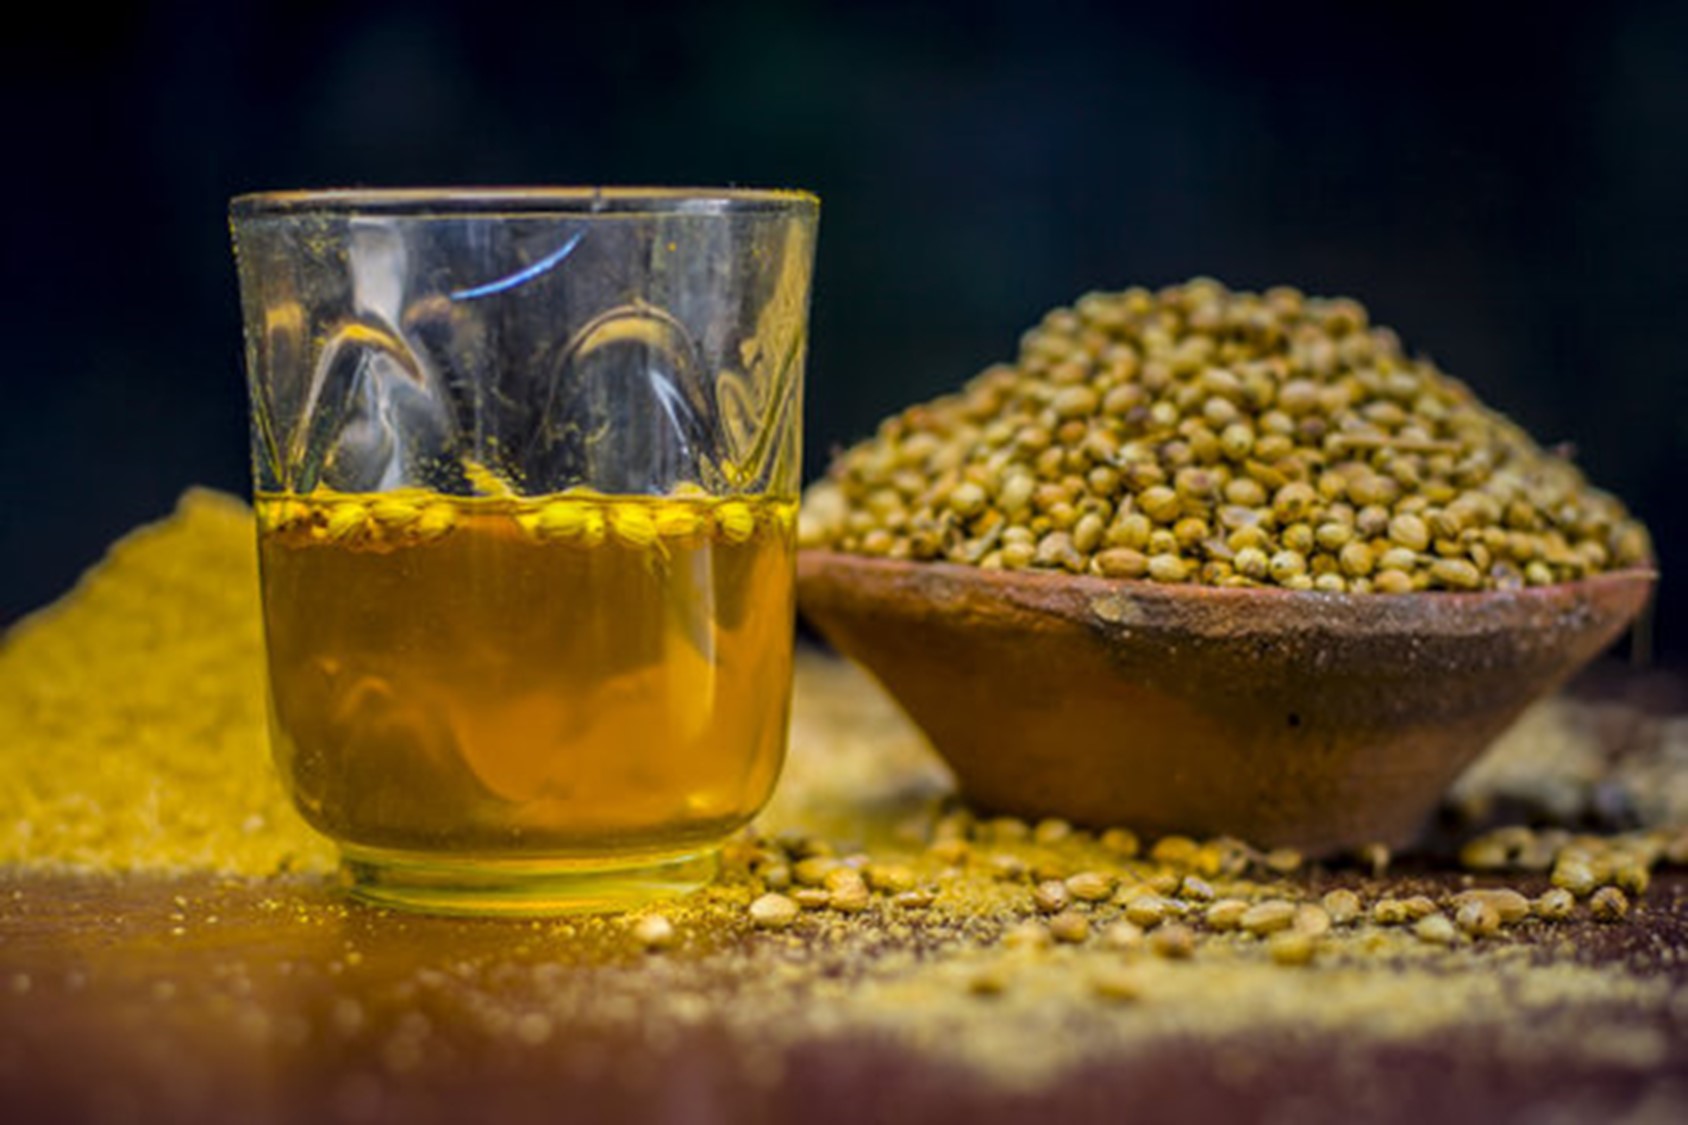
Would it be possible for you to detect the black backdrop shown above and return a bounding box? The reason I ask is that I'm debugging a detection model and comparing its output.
[5,0,1685,659]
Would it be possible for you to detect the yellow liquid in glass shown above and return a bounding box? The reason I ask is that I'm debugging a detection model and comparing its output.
[254,490,794,911]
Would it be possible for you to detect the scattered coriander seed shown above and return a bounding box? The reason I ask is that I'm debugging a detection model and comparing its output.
[1415,914,1458,946]
[793,856,841,887]
[631,914,676,951]
[1149,923,1196,960]
[1455,900,1501,938]
[749,893,800,930]
[823,866,868,894]
[1321,889,1362,926]
[1612,862,1650,896]
[986,817,1030,843]
[864,864,918,894]
[1267,931,1317,967]
[828,882,871,914]
[1146,871,1184,896]
[1516,832,1566,873]
[1033,817,1074,845]
[1239,901,1297,937]
[1124,896,1172,929]
[793,888,832,910]
[1066,871,1115,903]
[1150,836,1200,867]
[1194,842,1241,878]
[1534,888,1576,921]
[932,810,974,842]
[1204,899,1249,932]
[1551,857,1599,898]
[1292,905,1332,938]
[927,839,971,866]
[1451,888,1530,926]
[1031,859,1070,884]
[1100,827,1141,858]
[1048,911,1092,944]
[1032,880,1071,914]
[1372,899,1410,926]
[1100,921,1146,950]
[1179,876,1216,902]
[787,835,835,860]
[1001,921,1053,950]
[1590,886,1630,923]
[989,854,1029,882]
[1401,896,1438,921]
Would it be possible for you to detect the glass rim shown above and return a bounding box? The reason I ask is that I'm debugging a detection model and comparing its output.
[230,185,819,219]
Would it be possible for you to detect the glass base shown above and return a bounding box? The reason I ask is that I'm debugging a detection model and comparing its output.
[338,845,721,916]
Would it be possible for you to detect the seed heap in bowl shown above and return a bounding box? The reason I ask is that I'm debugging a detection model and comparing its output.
[801,279,1651,592]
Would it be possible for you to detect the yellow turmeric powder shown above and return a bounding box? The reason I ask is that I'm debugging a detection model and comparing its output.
[0,489,332,874]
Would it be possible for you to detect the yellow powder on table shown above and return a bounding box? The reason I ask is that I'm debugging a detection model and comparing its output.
[0,489,332,875]
[3,490,1687,1100]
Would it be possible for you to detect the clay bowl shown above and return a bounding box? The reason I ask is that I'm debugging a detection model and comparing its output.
[796,551,1655,856]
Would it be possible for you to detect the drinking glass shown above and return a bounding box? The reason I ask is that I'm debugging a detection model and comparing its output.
[230,187,818,913]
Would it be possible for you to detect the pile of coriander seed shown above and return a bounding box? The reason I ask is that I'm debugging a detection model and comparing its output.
[800,279,1651,593]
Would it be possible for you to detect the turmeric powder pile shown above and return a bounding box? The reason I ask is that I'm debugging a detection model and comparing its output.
[0,489,333,875]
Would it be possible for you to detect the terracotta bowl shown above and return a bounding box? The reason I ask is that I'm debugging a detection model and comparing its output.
[796,551,1656,856]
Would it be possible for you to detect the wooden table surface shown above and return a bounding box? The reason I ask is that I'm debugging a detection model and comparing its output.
[4,652,1688,1125]
[3,869,1687,1125]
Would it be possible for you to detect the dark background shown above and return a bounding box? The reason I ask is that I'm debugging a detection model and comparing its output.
[4,1,1685,658]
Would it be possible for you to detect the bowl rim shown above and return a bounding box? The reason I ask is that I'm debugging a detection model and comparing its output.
[797,549,1658,640]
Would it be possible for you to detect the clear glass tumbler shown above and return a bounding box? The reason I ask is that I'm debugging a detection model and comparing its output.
[230,188,818,914]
